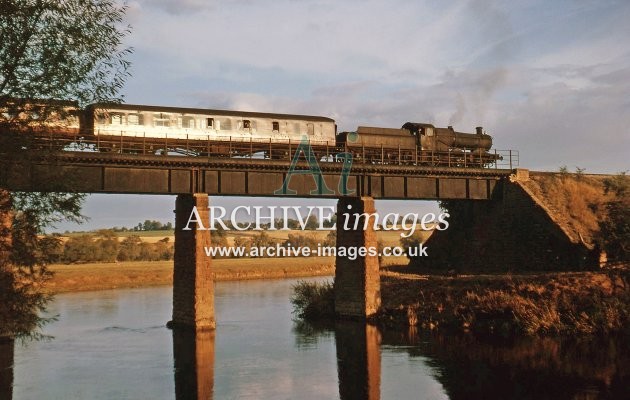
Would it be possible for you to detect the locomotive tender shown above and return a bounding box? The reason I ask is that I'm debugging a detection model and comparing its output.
[12,101,503,166]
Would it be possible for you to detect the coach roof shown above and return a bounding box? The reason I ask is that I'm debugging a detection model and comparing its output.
[86,103,335,123]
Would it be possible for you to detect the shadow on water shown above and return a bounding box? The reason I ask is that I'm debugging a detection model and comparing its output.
[386,329,630,400]
[172,329,215,400]
[295,321,630,400]
[0,338,14,400]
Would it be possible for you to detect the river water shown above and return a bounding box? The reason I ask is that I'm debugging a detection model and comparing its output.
[5,278,630,399]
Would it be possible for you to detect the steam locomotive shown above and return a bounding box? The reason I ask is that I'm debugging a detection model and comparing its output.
[9,102,502,166]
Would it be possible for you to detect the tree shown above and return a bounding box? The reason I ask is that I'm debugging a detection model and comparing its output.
[62,234,97,263]
[117,235,142,262]
[0,0,132,340]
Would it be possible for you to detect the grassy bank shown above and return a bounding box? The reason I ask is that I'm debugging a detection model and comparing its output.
[47,257,336,293]
[379,268,630,336]
[292,266,630,337]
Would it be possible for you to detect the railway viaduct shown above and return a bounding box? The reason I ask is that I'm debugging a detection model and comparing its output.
[0,149,584,331]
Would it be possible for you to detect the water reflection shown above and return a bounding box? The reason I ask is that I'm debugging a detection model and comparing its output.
[172,329,215,400]
[381,328,630,400]
[295,318,630,400]
[10,284,630,399]
[0,338,14,400]
[335,322,381,400]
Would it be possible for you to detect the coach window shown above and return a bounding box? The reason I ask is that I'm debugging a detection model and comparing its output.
[180,116,195,128]
[112,114,122,125]
[207,118,214,129]
[425,127,434,136]
[307,123,314,135]
[243,119,251,129]
[272,121,279,132]
[154,113,170,127]
[128,114,140,125]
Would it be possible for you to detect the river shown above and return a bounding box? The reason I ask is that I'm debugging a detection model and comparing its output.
[4,278,629,399]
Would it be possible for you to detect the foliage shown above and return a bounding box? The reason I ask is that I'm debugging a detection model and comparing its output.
[0,265,55,341]
[400,231,423,261]
[559,165,569,176]
[250,231,275,249]
[62,230,122,263]
[597,172,630,262]
[231,236,251,258]
[0,0,132,339]
[575,166,586,178]
[290,280,335,320]
[2,195,81,340]
[283,233,320,250]
[382,269,630,336]
[60,232,173,263]
[323,230,336,247]
[129,220,173,232]
[0,0,132,113]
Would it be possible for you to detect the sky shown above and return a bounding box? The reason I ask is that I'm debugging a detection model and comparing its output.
[55,0,630,232]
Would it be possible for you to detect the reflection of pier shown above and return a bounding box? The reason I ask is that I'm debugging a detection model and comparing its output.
[335,322,381,400]
[172,329,215,400]
[0,338,14,400]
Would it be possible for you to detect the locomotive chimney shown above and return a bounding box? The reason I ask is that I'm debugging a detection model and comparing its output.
[448,125,453,130]
[476,126,483,135]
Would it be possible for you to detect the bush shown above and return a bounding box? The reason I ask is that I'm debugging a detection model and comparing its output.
[283,233,319,250]
[291,280,335,320]
[597,172,630,262]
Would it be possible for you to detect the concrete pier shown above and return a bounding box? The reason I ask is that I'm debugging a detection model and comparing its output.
[334,197,381,319]
[169,193,215,330]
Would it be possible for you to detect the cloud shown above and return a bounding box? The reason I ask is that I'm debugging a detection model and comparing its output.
[141,0,214,15]
[120,0,630,174]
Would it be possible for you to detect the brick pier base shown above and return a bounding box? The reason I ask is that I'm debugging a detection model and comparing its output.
[334,197,381,319]
[168,193,215,330]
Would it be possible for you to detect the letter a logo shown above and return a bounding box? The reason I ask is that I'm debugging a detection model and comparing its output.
[274,136,334,195]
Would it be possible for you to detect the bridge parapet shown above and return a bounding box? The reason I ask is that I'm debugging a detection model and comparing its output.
[1,151,513,199]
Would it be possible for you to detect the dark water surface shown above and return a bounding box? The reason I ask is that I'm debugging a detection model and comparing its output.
[6,279,630,399]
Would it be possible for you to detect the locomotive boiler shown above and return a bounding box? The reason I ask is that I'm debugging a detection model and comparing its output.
[337,122,499,166]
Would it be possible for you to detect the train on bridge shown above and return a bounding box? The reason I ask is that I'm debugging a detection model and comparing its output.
[7,101,511,168]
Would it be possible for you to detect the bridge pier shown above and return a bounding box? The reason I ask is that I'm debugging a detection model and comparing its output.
[168,193,215,330]
[334,197,381,320]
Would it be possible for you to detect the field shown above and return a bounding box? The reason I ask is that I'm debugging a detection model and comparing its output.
[46,253,409,293]
[59,228,429,246]
[47,258,333,293]
[48,227,419,293]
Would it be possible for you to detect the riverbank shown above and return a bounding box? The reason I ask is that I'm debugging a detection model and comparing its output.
[46,258,336,293]
[291,265,630,336]
[379,266,630,336]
